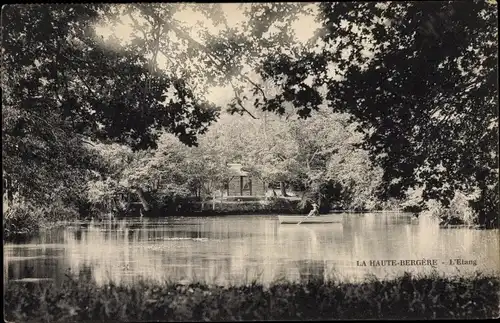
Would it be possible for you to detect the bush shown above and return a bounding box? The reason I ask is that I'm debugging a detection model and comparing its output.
[470,184,499,228]
[4,197,78,241]
[4,200,42,238]
[4,272,499,321]
[224,196,265,202]
[193,197,304,214]
[423,192,478,226]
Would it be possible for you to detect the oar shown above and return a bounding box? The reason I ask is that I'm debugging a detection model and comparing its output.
[297,215,307,225]
[299,202,318,225]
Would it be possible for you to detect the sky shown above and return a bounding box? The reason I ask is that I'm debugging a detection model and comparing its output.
[94,3,323,107]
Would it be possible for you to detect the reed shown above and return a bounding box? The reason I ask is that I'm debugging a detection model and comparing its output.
[4,272,498,321]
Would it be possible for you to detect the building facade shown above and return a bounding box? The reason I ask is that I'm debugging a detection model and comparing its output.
[224,163,267,197]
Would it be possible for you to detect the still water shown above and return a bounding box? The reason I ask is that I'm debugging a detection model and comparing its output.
[4,213,499,286]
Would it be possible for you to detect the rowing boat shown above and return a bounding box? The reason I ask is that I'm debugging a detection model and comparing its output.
[278,214,343,224]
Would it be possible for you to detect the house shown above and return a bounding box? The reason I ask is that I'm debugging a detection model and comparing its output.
[224,163,267,197]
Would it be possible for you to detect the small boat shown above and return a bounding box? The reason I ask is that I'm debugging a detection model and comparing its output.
[278,214,343,224]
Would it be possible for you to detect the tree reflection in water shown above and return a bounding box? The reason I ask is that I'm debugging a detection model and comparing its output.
[4,215,499,287]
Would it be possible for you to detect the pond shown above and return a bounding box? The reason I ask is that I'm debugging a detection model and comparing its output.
[4,213,499,286]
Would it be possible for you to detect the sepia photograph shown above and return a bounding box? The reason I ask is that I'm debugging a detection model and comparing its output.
[2,2,499,321]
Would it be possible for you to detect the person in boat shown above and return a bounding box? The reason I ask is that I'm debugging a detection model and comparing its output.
[307,202,319,217]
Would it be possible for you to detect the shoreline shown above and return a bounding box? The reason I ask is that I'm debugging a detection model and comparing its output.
[4,209,495,243]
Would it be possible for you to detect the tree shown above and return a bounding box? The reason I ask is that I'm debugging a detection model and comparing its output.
[201,110,383,211]
[243,1,498,226]
[5,3,496,227]
[184,138,231,210]
[245,117,300,197]
[2,4,219,213]
[85,142,136,215]
[87,134,193,214]
[87,130,236,214]
[102,3,313,120]
[279,111,383,211]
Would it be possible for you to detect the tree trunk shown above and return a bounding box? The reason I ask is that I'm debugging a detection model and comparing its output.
[3,192,9,210]
[280,182,288,197]
[3,175,14,207]
[134,188,151,212]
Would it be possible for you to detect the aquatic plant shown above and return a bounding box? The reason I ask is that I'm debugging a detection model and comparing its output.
[4,272,498,321]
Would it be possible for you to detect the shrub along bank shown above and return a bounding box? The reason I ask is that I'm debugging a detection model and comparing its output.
[4,273,499,321]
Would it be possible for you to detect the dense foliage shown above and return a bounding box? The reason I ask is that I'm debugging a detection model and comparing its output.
[82,105,386,216]
[3,2,498,231]
[5,273,499,321]
[86,132,231,214]
[215,1,498,226]
[208,111,385,210]
[2,4,218,225]
[106,2,498,225]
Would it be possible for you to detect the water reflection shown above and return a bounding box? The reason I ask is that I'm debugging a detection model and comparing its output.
[4,214,500,286]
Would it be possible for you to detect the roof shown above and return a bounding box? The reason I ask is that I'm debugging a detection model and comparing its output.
[227,163,250,176]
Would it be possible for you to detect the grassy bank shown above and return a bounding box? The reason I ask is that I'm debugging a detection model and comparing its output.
[5,273,499,321]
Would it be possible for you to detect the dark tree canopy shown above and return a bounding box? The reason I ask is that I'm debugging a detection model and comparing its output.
[2,3,498,228]
[2,4,219,149]
[2,4,219,202]
[228,1,498,226]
